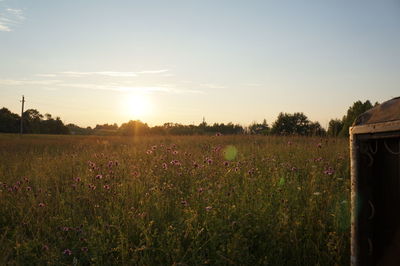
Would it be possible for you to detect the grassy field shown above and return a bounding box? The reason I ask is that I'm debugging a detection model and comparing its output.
[0,134,350,265]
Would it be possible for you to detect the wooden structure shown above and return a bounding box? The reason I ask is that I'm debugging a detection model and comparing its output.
[350,97,400,265]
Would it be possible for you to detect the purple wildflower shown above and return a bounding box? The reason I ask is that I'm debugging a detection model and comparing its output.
[63,249,72,255]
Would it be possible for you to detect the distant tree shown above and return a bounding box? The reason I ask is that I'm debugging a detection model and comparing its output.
[94,123,118,130]
[248,119,270,135]
[339,100,374,137]
[41,116,70,134]
[23,109,43,133]
[327,119,344,137]
[0,108,20,133]
[271,112,310,135]
[308,121,326,136]
[118,120,149,136]
[67,124,93,135]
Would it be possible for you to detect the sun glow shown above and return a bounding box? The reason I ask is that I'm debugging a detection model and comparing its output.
[121,94,152,118]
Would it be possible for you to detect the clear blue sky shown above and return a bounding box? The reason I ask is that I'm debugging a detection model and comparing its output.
[1,0,399,128]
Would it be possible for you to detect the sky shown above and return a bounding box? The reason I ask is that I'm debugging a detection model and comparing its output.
[1,0,399,128]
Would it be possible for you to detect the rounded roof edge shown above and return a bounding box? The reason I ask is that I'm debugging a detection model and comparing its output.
[353,97,400,126]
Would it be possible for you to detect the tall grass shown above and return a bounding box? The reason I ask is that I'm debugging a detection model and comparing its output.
[0,134,350,265]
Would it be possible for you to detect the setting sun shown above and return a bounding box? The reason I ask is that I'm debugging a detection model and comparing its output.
[121,93,152,118]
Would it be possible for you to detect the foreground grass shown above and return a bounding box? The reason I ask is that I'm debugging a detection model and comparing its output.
[0,134,350,265]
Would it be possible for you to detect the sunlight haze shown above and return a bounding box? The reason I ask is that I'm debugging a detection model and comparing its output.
[1,0,399,128]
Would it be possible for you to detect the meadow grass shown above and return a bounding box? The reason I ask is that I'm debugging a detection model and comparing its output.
[0,134,350,265]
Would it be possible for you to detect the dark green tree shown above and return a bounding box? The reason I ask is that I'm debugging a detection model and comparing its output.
[339,100,374,137]
[0,108,20,133]
[327,119,344,137]
[271,112,310,135]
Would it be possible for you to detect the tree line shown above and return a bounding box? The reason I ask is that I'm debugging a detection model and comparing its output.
[0,100,376,136]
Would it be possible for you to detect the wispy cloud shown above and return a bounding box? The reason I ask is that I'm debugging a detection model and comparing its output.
[0,79,61,85]
[0,7,25,32]
[136,69,169,74]
[60,71,138,77]
[58,83,202,94]
[199,83,226,89]
[35,74,58,78]
[58,69,169,77]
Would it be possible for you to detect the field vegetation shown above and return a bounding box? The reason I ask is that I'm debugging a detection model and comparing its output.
[0,134,349,265]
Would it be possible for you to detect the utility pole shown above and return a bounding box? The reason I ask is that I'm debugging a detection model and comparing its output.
[20,95,25,134]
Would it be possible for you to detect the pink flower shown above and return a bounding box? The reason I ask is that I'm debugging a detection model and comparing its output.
[63,249,72,255]
[162,163,168,170]
[205,206,212,211]
[95,174,103,180]
[42,245,49,251]
[146,150,153,154]
[324,167,335,175]
[103,185,110,190]
[38,203,46,207]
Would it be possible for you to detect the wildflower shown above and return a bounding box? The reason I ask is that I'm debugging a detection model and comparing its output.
[63,249,72,255]
[317,143,322,148]
[42,245,49,251]
[95,174,103,180]
[146,150,153,155]
[234,167,239,172]
[162,163,168,170]
[74,177,81,182]
[207,158,213,165]
[215,132,222,136]
[131,171,140,177]
[62,227,70,232]
[197,187,204,193]
[324,167,335,175]
[103,185,110,190]
[151,145,157,150]
[314,157,323,162]
[26,186,32,191]
[205,206,212,211]
[181,200,188,207]
[172,150,179,155]
[223,161,229,167]
[81,247,88,252]
[313,192,321,196]
[287,141,292,145]
[38,203,46,207]
[193,162,199,168]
